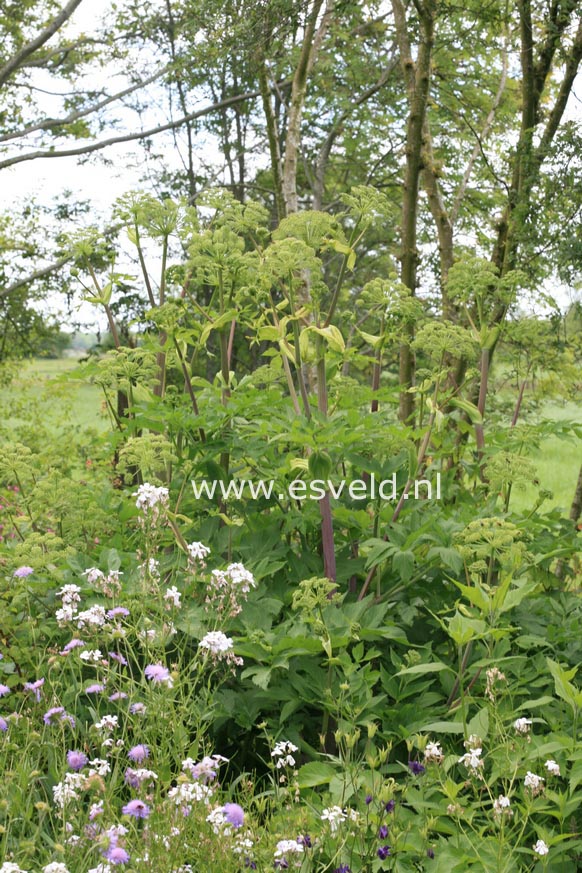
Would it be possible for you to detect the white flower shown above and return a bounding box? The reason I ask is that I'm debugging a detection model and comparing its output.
[76,605,108,628]
[88,866,112,873]
[513,717,532,734]
[56,584,82,604]
[524,771,545,795]
[42,864,70,873]
[80,648,103,662]
[0,865,29,873]
[134,483,169,511]
[493,795,513,817]
[271,740,299,769]
[53,773,85,808]
[545,759,560,776]
[321,806,347,833]
[424,740,443,762]
[274,839,304,857]
[225,562,256,593]
[199,631,234,655]
[206,808,229,834]
[187,541,211,563]
[458,748,483,772]
[88,758,111,777]
[164,586,182,608]
[94,715,119,733]
[56,606,76,625]
[83,567,104,584]
[168,781,213,807]
[533,839,549,856]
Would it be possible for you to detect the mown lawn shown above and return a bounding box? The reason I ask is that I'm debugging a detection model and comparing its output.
[0,356,106,434]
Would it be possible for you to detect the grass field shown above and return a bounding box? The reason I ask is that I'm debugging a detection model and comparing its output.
[0,356,106,433]
[0,358,581,515]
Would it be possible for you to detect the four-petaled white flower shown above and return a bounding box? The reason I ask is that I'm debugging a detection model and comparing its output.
[424,740,443,763]
[271,740,298,769]
[533,839,549,856]
[524,771,545,795]
[321,806,347,833]
[545,759,560,776]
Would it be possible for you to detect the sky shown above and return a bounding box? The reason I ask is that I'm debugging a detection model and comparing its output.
[3,0,582,326]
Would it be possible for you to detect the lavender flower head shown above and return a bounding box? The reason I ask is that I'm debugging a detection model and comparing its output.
[128,744,149,763]
[222,802,244,828]
[14,565,34,577]
[67,750,88,771]
[144,664,173,686]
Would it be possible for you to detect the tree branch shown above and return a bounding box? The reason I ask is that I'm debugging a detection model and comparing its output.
[0,0,86,88]
[0,67,169,144]
[0,81,289,170]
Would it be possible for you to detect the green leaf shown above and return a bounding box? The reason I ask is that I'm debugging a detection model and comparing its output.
[297,761,337,788]
[396,661,453,677]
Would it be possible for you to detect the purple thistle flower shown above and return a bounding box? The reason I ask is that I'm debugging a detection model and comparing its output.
[223,802,244,827]
[109,691,128,701]
[0,717,8,731]
[377,845,391,860]
[43,706,65,725]
[107,607,130,618]
[85,683,105,694]
[60,638,85,655]
[0,684,10,697]
[14,565,34,577]
[122,799,150,819]
[408,760,426,775]
[384,799,395,813]
[128,744,149,763]
[24,677,45,701]
[379,825,389,839]
[67,750,88,770]
[144,663,171,684]
[109,652,128,665]
[105,845,130,864]
[129,702,146,714]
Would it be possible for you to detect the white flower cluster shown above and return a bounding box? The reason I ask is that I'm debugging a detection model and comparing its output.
[80,648,103,663]
[545,759,560,776]
[42,864,70,873]
[198,631,242,667]
[76,604,108,630]
[182,753,228,782]
[492,795,513,818]
[55,584,82,625]
[134,482,169,525]
[53,772,85,808]
[83,567,122,597]
[321,806,348,833]
[187,541,211,568]
[513,717,532,734]
[524,771,545,795]
[274,839,304,858]
[424,740,443,763]
[533,839,549,856]
[0,865,29,873]
[94,715,119,733]
[204,561,257,618]
[164,585,182,609]
[271,740,298,769]
[168,781,214,814]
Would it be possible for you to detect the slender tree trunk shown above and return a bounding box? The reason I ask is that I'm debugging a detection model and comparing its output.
[391,0,436,423]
